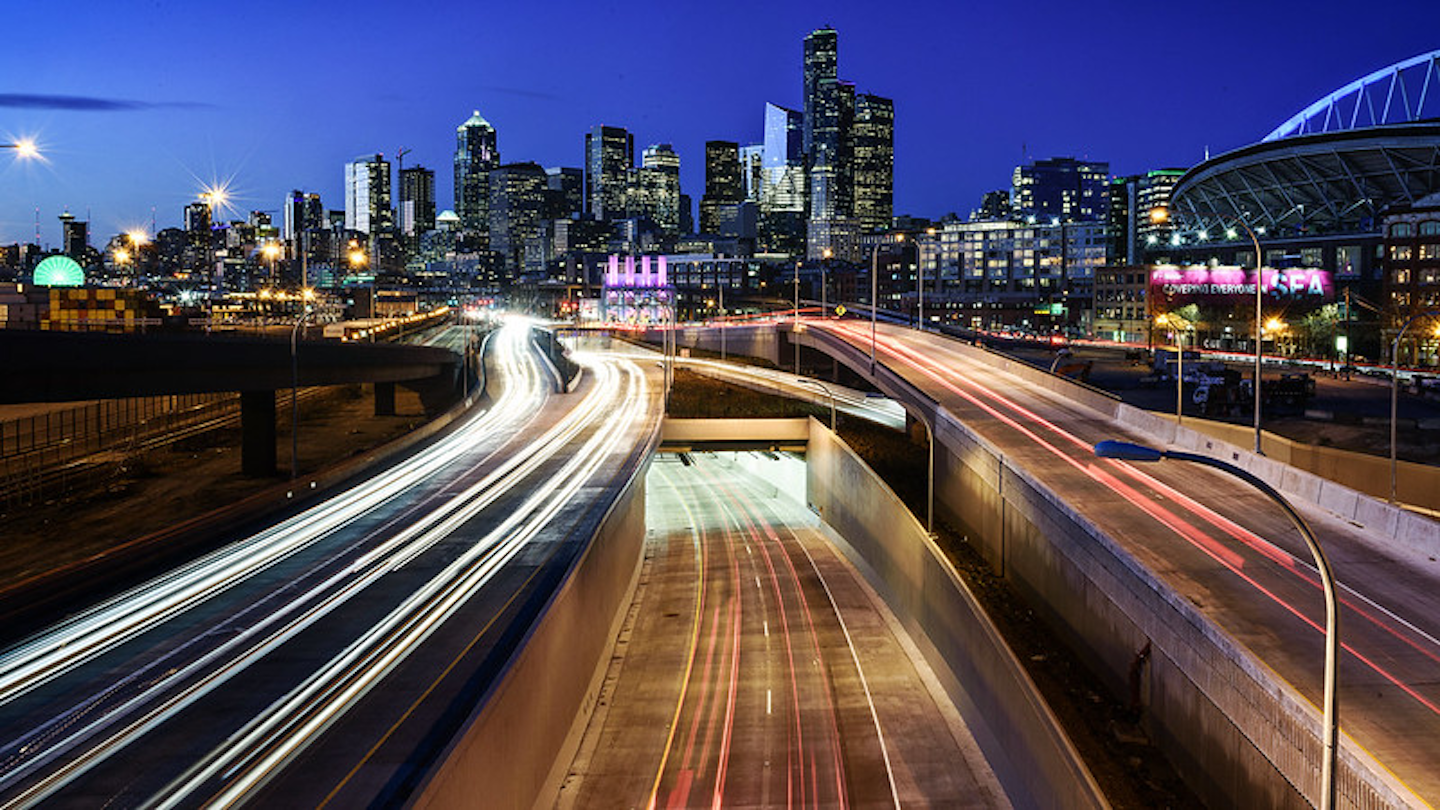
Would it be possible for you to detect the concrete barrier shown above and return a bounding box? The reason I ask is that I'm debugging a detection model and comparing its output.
[409,440,657,810]
[807,418,1107,810]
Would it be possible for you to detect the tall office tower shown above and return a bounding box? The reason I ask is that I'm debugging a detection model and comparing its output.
[808,77,854,222]
[58,211,88,258]
[454,110,500,237]
[760,103,806,253]
[545,167,584,220]
[399,166,437,238]
[852,93,894,231]
[584,125,634,221]
[487,162,548,276]
[700,140,742,235]
[1010,157,1110,224]
[282,191,324,242]
[1107,169,1185,263]
[344,154,393,235]
[184,201,212,234]
[630,143,681,235]
[739,144,765,202]
[802,27,838,164]
[679,193,694,235]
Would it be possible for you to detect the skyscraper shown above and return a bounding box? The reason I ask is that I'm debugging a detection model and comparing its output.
[454,111,500,237]
[488,162,548,276]
[760,103,807,254]
[852,93,894,231]
[282,191,324,243]
[585,125,634,222]
[399,166,437,238]
[545,167,584,220]
[802,27,838,164]
[1011,157,1110,224]
[700,141,742,235]
[632,144,681,235]
[344,154,393,236]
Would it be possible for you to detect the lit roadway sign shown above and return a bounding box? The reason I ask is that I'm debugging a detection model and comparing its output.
[1149,265,1334,307]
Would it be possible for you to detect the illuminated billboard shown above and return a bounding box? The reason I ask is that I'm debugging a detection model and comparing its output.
[1149,265,1334,307]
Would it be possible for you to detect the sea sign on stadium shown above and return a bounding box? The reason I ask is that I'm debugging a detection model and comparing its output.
[1149,265,1334,306]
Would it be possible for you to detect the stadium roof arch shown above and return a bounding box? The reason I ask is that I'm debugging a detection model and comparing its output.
[1171,50,1440,237]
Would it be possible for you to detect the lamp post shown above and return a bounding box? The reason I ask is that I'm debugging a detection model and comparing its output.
[796,377,837,430]
[918,228,936,331]
[262,241,282,290]
[1389,310,1440,503]
[869,236,904,373]
[1156,312,1191,426]
[2,139,40,159]
[821,247,832,319]
[1153,207,1266,454]
[1094,439,1339,810]
[290,307,314,479]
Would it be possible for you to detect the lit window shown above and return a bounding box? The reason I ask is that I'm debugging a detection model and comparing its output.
[1392,245,1413,261]
[1420,221,1440,237]
[1392,222,1415,237]
[1421,244,1440,260]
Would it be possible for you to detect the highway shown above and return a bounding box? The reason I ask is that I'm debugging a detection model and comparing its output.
[817,318,1440,802]
[560,452,1005,809]
[0,320,662,807]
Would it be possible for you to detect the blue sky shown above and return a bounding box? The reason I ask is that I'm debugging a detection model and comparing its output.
[3,0,1438,246]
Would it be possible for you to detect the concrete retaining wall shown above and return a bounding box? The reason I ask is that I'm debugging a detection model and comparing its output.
[807,418,1107,810]
[409,456,653,810]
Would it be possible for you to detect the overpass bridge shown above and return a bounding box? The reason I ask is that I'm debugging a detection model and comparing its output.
[0,328,465,475]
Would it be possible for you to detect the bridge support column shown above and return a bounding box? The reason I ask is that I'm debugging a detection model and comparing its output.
[240,390,277,477]
[374,381,396,416]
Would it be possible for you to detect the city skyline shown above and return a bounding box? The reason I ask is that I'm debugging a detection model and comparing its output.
[3,0,1439,244]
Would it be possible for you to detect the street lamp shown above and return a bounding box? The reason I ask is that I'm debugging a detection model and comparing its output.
[795,377,837,430]
[918,228,936,331]
[2,139,40,160]
[1093,439,1339,810]
[262,241,282,288]
[870,233,907,373]
[290,307,314,479]
[1153,206,1266,454]
[1389,310,1440,503]
[1155,312,1192,425]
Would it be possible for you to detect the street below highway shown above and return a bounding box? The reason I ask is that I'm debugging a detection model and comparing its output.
[0,321,662,808]
[558,452,1006,809]
[819,319,1440,803]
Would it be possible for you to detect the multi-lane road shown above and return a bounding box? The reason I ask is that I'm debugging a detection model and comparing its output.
[0,320,662,807]
[559,452,1006,809]
[817,318,1440,802]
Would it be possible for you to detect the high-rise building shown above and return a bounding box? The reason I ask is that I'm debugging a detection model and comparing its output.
[802,27,838,164]
[585,125,634,222]
[631,144,681,235]
[283,191,324,242]
[399,166,437,238]
[545,167,584,220]
[760,103,807,254]
[852,93,894,232]
[184,202,212,234]
[808,77,854,222]
[58,211,88,259]
[488,162,548,276]
[739,144,765,203]
[454,111,500,236]
[1106,169,1185,264]
[700,140,742,235]
[344,154,393,236]
[1011,157,1110,224]
[975,190,1012,221]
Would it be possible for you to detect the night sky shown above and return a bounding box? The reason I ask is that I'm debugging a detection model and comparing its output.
[3,0,1438,247]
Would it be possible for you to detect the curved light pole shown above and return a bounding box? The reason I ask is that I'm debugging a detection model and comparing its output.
[1154,207,1266,453]
[870,234,905,374]
[794,258,801,374]
[1094,439,1338,810]
[918,227,936,331]
[1389,310,1440,503]
[290,307,314,479]
[1156,312,1192,426]
[795,377,837,430]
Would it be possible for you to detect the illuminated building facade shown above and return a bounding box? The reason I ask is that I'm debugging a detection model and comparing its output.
[344,154,393,236]
[454,110,500,237]
[488,162,549,278]
[852,93,894,232]
[1011,157,1110,224]
[700,140,742,235]
[585,125,634,222]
